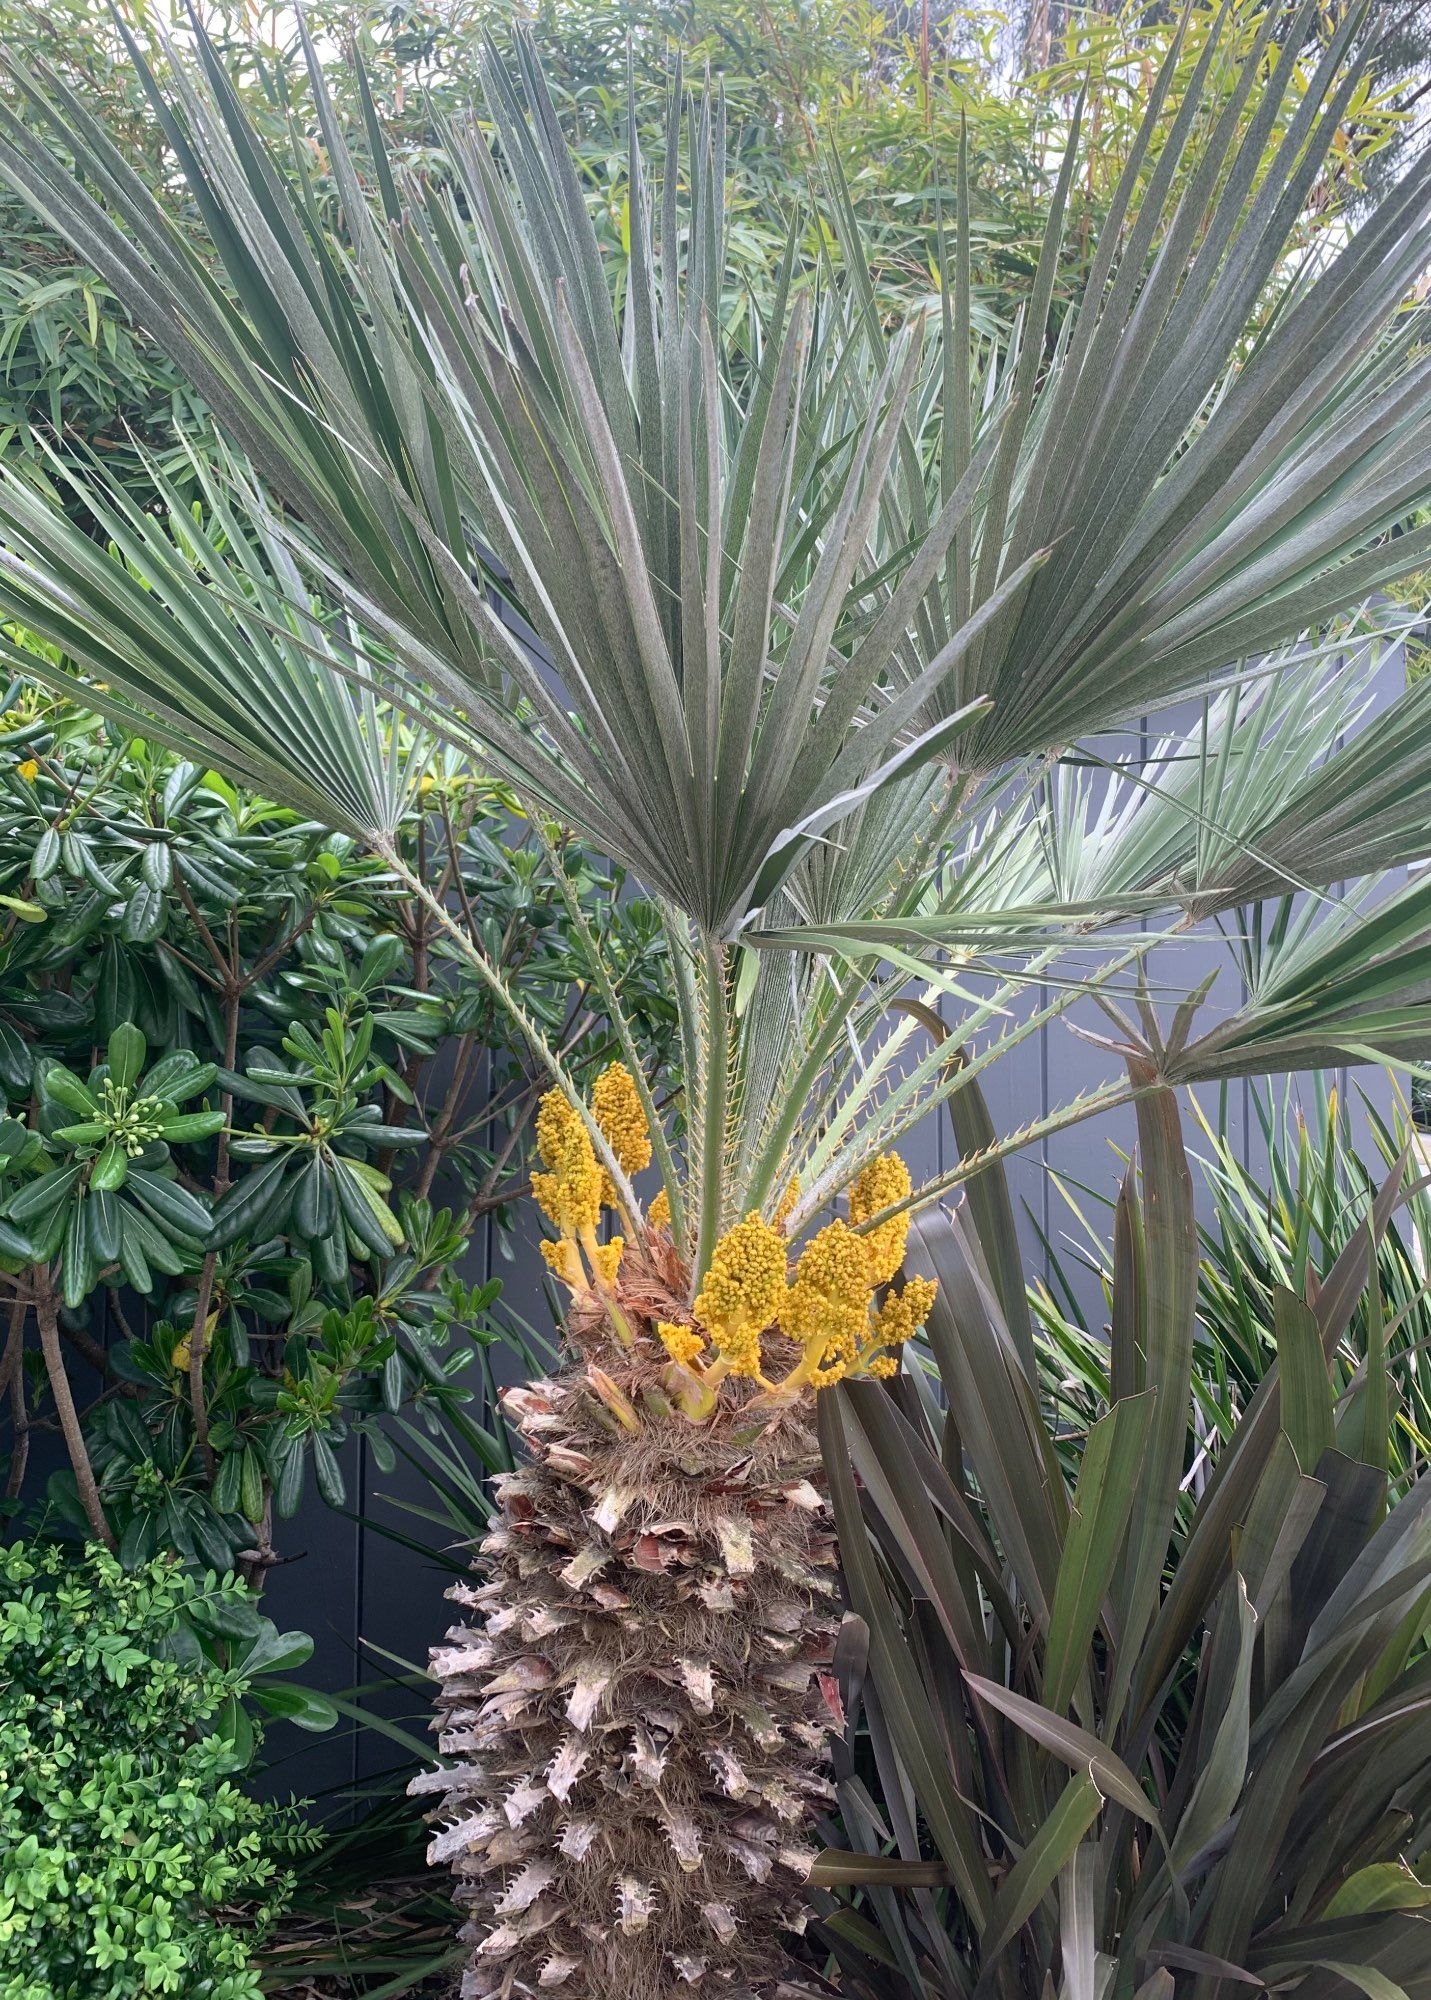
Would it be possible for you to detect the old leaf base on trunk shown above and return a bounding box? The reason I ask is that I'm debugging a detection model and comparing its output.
[416,1261,839,2000]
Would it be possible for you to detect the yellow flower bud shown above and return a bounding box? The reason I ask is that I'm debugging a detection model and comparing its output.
[695,1212,787,1336]
[539,1236,586,1290]
[783,1219,872,1362]
[658,1320,705,1368]
[590,1237,624,1288]
[848,1152,912,1286]
[648,1187,671,1232]
[531,1087,601,1239]
[869,1274,937,1354]
[592,1063,651,1200]
[693,1212,788,1380]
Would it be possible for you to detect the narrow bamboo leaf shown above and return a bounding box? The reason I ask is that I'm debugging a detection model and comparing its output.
[1338,1235,1391,1478]
[839,1381,998,1672]
[1135,1138,1411,1724]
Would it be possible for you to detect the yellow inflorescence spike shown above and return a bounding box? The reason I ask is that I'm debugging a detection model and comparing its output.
[869,1274,936,1360]
[540,1236,586,1290]
[782,1220,875,1388]
[532,1087,626,1301]
[590,1237,624,1289]
[658,1320,706,1368]
[592,1062,652,1208]
[531,1088,602,1240]
[648,1187,671,1232]
[848,1152,912,1286]
[693,1212,787,1382]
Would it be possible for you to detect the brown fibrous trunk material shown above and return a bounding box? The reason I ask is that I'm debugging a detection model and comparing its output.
[416,1255,839,2000]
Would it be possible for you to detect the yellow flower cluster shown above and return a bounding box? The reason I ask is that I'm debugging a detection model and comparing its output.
[871,1274,936,1347]
[531,1082,628,1303]
[526,1079,933,1406]
[660,1154,934,1410]
[589,1238,624,1288]
[780,1226,925,1385]
[657,1320,706,1368]
[531,1089,601,1240]
[693,1212,787,1380]
[849,1152,912,1285]
[867,1275,937,1374]
[530,1065,678,1321]
[782,1221,871,1386]
[783,1226,934,1388]
[592,1062,652,1207]
[539,1234,586,1289]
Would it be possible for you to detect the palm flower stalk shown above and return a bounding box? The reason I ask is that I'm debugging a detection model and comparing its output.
[417,1064,931,1996]
[5,5,1431,1997]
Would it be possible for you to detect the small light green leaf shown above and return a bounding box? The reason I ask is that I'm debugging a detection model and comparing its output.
[106,1021,146,1091]
[1322,1866,1431,1920]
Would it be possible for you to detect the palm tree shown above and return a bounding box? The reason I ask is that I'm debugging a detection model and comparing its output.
[2,4,1431,1994]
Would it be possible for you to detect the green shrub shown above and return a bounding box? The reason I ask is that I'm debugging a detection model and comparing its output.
[0,680,670,1560]
[0,1542,312,1999]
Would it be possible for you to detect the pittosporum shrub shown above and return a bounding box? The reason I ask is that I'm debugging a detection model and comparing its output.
[0,1541,316,1999]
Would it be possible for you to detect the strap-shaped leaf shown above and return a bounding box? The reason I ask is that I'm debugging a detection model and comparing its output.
[1044,1390,1155,1719]
[962,1675,1161,1829]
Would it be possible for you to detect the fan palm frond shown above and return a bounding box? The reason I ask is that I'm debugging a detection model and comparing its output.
[1,4,1429,952]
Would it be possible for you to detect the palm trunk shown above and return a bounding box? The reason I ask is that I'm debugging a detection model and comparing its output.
[418,1275,837,1999]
